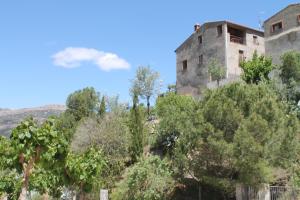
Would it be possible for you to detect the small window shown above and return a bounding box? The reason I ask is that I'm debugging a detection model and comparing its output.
[182,60,187,72]
[198,35,203,44]
[217,25,223,36]
[253,35,258,45]
[199,55,203,65]
[297,15,300,25]
[239,50,244,65]
[271,22,283,33]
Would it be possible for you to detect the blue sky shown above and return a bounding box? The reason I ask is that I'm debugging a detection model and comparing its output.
[0,0,297,108]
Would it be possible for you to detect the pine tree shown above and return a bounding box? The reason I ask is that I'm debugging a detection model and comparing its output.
[128,94,144,163]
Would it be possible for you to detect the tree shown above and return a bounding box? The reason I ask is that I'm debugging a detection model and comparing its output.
[6,118,67,200]
[128,94,144,163]
[65,147,106,200]
[169,83,299,196]
[240,51,274,84]
[208,59,226,86]
[112,155,174,200]
[280,51,300,84]
[66,87,100,121]
[130,66,160,117]
[279,51,300,106]
[70,115,130,189]
[98,96,106,117]
[155,93,196,153]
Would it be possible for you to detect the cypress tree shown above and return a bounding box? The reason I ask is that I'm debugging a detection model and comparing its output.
[128,94,144,163]
[99,96,106,117]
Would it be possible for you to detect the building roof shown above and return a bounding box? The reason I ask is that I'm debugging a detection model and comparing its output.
[175,20,264,52]
[264,3,300,23]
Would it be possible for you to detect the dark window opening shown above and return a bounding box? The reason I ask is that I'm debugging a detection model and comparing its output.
[199,55,203,65]
[271,22,283,33]
[217,25,223,36]
[182,60,187,72]
[239,50,245,65]
[228,26,245,44]
[198,35,203,44]
[253,35,258,45]
[297,15,300,25]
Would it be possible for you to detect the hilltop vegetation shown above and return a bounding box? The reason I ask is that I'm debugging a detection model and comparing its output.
[0,105,65,137]
[1,52,300,200]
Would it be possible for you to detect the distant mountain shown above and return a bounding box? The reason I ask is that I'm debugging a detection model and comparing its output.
[0,105,66,137]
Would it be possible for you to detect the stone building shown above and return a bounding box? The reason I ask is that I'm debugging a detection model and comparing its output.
[264,3,300,65]
[175,21,264,96]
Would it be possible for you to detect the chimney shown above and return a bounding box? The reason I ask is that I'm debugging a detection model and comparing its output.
[194,23,201,32]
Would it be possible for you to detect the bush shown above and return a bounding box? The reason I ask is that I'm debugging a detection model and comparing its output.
[112,155,175,200]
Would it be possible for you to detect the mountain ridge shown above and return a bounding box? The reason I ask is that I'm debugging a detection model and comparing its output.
[0,104,66,137]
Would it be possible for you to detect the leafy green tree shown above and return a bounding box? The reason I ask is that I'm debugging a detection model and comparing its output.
[66,87,100,121]
[170,83,299,196]
[278,51,300,108]
[70,115,130,189]
[5,118,67,200]
[128,94,144,163]
[130,66,160,117]
[0,170,21,200]
[65,147,106,200]
[208,59,226,86]
[155,93,196,153]
[98,96,106,117]
[280,51,300,84]
[112,155,174,200]
[240,51,274,84]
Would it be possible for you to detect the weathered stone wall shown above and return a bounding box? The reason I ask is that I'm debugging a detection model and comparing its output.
[176,22,226,96]
[264,4,300,64]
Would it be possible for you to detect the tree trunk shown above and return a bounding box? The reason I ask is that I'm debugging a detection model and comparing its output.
[19,183,27,200]
[42,192,49,200]
[146,96,150,118]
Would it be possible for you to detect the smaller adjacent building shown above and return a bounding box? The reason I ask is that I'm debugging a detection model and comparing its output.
[175,21,264,96]
[264,3,300,65]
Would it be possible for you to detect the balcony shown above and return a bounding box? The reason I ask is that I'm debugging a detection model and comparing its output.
[228,26,246,45]
[230,35,244,44]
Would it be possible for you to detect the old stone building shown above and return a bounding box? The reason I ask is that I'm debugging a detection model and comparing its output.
[175,21,264,96]
[264,3,300,65]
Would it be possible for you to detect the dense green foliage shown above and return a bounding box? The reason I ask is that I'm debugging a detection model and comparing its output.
[66,87,100,121]
[240,51,274,84]
[157,83,300,197]
[112,156,174,200]
[280,51,300,84]
[66,147,106,198]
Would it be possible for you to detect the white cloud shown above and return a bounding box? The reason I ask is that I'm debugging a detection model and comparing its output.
[52,47,130,71]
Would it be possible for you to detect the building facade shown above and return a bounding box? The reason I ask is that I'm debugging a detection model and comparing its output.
[175,21,264,96]
[264,3,300,65]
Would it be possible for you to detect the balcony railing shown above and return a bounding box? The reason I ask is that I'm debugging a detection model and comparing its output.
[230,35,244,44]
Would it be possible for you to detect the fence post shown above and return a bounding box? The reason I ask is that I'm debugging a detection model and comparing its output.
[235,183,243,200]
[258,184,270,200]
[100,189,108,200]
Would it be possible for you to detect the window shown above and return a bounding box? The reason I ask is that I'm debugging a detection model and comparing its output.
[198,35,203,44]
[239,50,244,65]
[297,15,300,25]
[253,35,258,45]
[199,55,203,65]
[271,22,283,33]
[217,25,223,36]
[182,60,187,72]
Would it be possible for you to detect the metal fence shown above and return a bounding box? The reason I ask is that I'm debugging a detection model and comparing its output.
[237,185,300,200]
[270,186,300,200]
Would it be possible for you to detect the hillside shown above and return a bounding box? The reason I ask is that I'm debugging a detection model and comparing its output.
[0,105,66,137]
